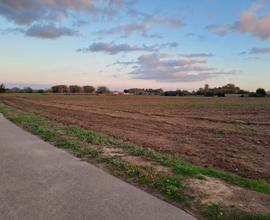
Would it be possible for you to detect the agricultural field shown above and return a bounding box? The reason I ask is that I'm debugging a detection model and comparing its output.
[1,94,270,183]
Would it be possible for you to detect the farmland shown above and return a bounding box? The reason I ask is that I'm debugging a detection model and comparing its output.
[1,94,270,183]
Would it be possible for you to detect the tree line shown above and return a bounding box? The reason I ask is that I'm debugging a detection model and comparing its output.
[0,83,269,97]
[0,84,110,94]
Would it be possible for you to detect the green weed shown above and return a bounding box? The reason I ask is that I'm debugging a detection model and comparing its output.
[0,105,17,116]
[157,175,186,202]
[138,173,150,183]
[173,164,270,194]
[201,204,224,220]
[201,204,270,220]
[9,113,48,123]
[213,130,225,135]
[32,125,61,141]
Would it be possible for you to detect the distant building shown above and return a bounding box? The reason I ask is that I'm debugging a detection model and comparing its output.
[111,91,127,95]
[225,94,249,97]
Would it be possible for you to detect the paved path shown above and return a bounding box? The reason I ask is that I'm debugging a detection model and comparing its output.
[0,113,197,220]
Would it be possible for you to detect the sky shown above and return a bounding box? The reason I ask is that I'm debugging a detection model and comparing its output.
[0,0,270,92]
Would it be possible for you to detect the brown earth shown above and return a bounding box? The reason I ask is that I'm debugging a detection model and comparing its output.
[1,95,270,182]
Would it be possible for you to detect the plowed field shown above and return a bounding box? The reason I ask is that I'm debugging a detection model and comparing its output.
[1,95,270,182]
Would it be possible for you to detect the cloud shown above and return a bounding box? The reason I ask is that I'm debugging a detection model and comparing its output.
[205,24,231,36]
[0,0,117,25]
[249,46,270,54]
[72,20,90,27]
[206,12,218,18]
[205,24,219,30]
[25,23,82,39]
[115,53,236,82]
[145,15,185,29]
[141,32,163,39]
[0,27,25,35]
[178,53,214,58]
[238,51,247,55]
[76,42,158,55]
[185,33,195,36]
[206,2,270,40]
[159,42,178,49]
[97,22,149,37]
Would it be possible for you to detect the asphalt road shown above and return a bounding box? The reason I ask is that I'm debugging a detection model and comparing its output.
[0,113,197,220]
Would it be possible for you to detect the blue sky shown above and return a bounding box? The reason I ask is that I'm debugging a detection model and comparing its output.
[0,0,270,92]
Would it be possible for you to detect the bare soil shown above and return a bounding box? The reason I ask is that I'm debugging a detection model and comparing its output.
[1,95,270,182]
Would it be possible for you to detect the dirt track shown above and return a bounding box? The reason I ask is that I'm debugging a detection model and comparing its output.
[1,95,270,182]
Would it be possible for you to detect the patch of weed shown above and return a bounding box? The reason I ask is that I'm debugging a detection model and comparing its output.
[138,173,150,184]
[201,204,270,220]
[157,175,186,202]
[65,125,114,145]
[213,130,225,135]
[173,164,270,194]
[201,204,224,220]
[197,175,207,180]
[0,105,17,116]
[99,157,141,178]
[9,113,48,123]
[55,139,81,148]
[32,125,61,141]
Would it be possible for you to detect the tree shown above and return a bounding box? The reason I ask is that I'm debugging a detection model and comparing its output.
[44,88,53,93]
[51,85,69,93]
[10,87,20,93]
[256,88,266,96]
[0,84,6,93]
[38,89,44,93]
[96,86,110,94]
[23,87,33,93]
[69,85,83,93]
[204,84,209,91]
[82,85,95,93]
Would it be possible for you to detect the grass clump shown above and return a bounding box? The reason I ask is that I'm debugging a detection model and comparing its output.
[213,130,225,135]
[9,113,48,123]
[156,175,186,202]
[173,164,270,194]
[201,204,224,220]
[99,156,141,178]
[56,139,81,148]
[65,125,114,145]
[55,139,100,158]
[201,204,270,220]
[31,125,61,141]
[0,104,17,116]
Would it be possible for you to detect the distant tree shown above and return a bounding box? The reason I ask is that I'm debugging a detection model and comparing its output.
[238,90,245,94]
[23,87,33,93]
[266,91,270,97]
[69,85,83,93]
[0,84,6,93]
[38,89,44,93]
[10,87,20,93]
[82,85,95,93]
[256,88,266,96]
[204,84,209,91]
[51,85,69,93]
[163,91,177,96]
[19,89,24,93]
[96,86,110,94]
[123,89,129,93]
[44,88,53,93]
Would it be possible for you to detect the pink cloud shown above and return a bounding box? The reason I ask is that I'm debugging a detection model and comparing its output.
[234,2,270,40]
[205,2,270,40]
[206,12,218,18]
